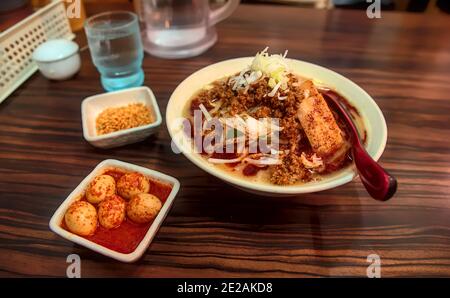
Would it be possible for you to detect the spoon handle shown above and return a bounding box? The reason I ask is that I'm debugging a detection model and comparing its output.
[353,143,397,201]
[321,89,397,201]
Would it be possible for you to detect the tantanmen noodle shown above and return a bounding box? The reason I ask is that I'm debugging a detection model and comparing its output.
[181,48,369,186]
[61,169,173,254]
[184,87,363,179]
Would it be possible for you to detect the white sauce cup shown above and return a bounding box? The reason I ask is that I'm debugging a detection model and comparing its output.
[32,39,81,80]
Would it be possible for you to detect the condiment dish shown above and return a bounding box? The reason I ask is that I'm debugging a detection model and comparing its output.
[49,159,180,263]
[81,86,162,149]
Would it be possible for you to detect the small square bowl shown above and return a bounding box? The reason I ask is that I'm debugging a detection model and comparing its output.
[49,159,180,263]
[81,87,162,149]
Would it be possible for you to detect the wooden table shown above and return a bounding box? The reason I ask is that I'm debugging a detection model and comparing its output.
[1,3,449,278]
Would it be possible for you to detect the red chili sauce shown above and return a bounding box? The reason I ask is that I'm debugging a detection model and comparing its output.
[61,169,173,254]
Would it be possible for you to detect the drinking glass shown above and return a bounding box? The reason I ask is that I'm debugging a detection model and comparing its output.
[85,11,144,91]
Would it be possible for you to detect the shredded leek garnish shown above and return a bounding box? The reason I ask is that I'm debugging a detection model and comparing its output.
[229,47,290,98]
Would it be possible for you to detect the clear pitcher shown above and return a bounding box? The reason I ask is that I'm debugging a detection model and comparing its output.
[135,0,240,59]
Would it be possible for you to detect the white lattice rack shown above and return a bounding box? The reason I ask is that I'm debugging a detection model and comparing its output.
[0,0,75,103]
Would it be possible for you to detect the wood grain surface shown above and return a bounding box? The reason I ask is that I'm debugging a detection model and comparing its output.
[0,3,449,277]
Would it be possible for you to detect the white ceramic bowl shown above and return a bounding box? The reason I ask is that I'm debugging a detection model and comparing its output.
[166,57,387,196]
[32,39,81,80]
[82,86,162,149]
[49,159,180,263]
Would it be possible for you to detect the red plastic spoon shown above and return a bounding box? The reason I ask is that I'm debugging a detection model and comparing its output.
[320,89,397,201]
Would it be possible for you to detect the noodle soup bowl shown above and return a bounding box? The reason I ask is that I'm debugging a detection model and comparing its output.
[166,58,387,196]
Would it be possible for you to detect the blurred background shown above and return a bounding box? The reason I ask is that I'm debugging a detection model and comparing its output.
[244,0,449,12]
[3,0,450,12]
[0,0,449,32]
[96,0,447,12]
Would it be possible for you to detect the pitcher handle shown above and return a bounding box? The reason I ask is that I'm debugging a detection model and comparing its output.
[209,0,240,26]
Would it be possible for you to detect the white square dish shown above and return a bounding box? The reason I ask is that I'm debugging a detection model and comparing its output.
[81,87,162,149]
[49,159,180,263]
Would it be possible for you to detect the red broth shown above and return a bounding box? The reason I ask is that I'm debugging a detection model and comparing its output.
[61,169,173,254]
